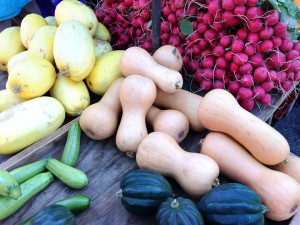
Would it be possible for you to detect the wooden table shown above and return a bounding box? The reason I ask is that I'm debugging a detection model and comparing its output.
[0,70,298,225]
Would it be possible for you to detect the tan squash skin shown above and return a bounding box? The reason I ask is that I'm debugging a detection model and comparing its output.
[271,154,300,184]
[197,89,290,165]
[152,45,183,72]
[154,88,204,132]
[79,77,124,140]
[136,131,220,198]
[146,106,189,143]
[120,46,183,93]
[200,132,300,221]
[116,75,157,153]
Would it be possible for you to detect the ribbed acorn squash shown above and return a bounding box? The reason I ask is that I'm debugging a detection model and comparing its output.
[116,169,173,215]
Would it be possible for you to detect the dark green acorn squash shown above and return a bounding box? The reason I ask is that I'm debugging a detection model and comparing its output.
[30,204,76,225]
[197,183,268,225]
[116,169,173,215]
[155,197,205,225]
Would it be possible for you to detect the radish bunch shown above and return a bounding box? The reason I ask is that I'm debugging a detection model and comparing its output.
[95,0,300,111]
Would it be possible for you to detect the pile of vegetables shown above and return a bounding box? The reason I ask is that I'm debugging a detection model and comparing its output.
[95,0,300,110]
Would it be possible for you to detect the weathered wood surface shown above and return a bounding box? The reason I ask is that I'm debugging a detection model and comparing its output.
[0,70,296,224]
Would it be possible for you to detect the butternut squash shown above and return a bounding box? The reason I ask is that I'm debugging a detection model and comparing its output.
[200,132,300,221]
[136,131,219,198]
[116,75,157,153]
[120,46,183,93]
[154,88,204,132]
[197,89,290,165]
[271,153,300,184]
[152,45,183,72]
[79,77,124,140]
[146,106,189,143]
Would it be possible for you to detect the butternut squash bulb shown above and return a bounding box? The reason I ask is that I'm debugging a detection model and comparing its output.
[0,26,26,71]
[50,74,90,116]
[7,56,56,100]
[53,19,95,82]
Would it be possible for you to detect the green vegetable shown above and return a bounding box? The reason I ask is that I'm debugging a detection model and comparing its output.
[20,195,92,225]
[116,169,173,215]
[0,169,21,200]
[30,204,76,225]
[46,158,88,189]
[61,121,81,167]
[10,159,48,184]
[0,172,53,220]
[197,183,267,225]
[155,197,205,225]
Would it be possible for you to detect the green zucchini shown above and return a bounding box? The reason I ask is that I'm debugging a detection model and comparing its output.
[19,195,92,225]
[0,172,54,220]
[46,158,88,189]
[0,169,21,200]
[61,121,81,167]
[10,159,48,184]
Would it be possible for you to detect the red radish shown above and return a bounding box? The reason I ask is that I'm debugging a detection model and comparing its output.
[260,81,275,92]
[266,70,277,82]
[201,68,214,80]
[208,0,222,15]
[233,53,248,66]
[202,12,214,25]
[222,0,236,10]
[260,93,271,105]
[200,79,212,91]
[293,42,300,55]
[188,60,199,72]
[167,13,177,25]
[223,10,240,26]
[204,29,217,40]
[277,71,287,82]
[232,73,243,81]
[253,67,268,82]
[246,6,264,19]
[246,0,259,6]
[214,68,226,80]
[237,87,253,101]
[268,52,286,68]
[228,81,242,94]
[161,33,170,42]
[174,0,185,8]
[161,21,170,33]
[279,81,293,91]
[259,26,274,40]
[212,80,225,89]
[198,39,209,49]
[264,10,280,26]
[234,5,247,16]
[247,32,260,44]
[162,5,172,17]
[176,8,184,18]
[216,57,228,69]
[259,40,273,53]
[288,60,300,72]
[195,69,203,83]
[274,22,288,38]
[240,73,254,87]
[220,35,233,47]
[236,28,248,41]
[250,54,264,67]
[248,19,263,32]
[225,51,233,61]
[186,3,198,16]
[279,39,293,53]
[234,0,247,6]
[197,23,208,34]
[168,36,181,46]
[240,99,255,111]
[213,45,225,57]
[252,86,265,100]
[243,43,255,56]
[202,56,215,68]
[231,39,245,53]
[239,62,253,74]
[286,50,300,61]
[271,36,282,48]
[229,62,240,73]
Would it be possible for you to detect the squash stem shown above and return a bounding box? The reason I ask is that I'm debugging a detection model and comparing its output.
[175,81,182,89]
[262,204,268,213]
[126,152,136,158]
[275,158,289,167]
[212,178,220,187]
[170,199,179,208]
[115,189,123,198]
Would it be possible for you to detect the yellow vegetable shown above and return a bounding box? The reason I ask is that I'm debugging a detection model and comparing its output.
[0,89,26,112]
[53,19,96,82]
[0,27,26,71]
[28,25,57,64]
[8,57,56,99]
[0,96,65,155]
[50,74,90,116]
[55,0,98,36]
[7,50,29,74]
[94,22,111,42]
[86,50,124,95]
[20,13,48,49]
[94,39,112,59]
[45,16,58,26]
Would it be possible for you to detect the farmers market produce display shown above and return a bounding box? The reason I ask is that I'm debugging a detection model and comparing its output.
[0,0,300,224]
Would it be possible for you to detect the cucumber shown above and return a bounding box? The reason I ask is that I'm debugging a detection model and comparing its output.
[0,172,53,220]
[19,195,92,225]
[46,158,88,189]
[10,159,48,184]
[0,169,21,200]
[61,121,81,167]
